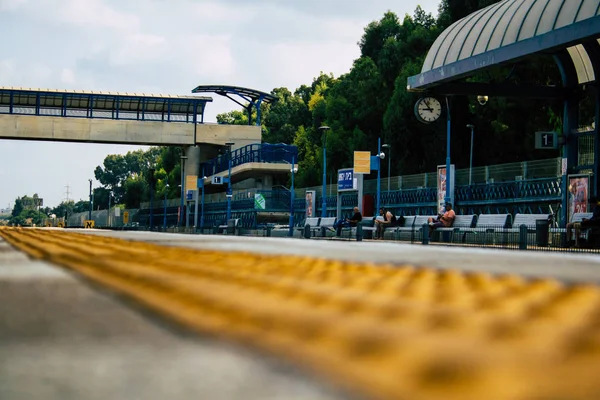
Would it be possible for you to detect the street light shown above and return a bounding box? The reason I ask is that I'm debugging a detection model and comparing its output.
[318,126,330,218]
[382,143,391,192]
[288,156,298,237]
[163,183,169,230]
[108,191,112,228]
[225,142,235,221]
[88,179,93,221]
[466,124,475,186]
[376,137,384,212]
[179,154,188,227]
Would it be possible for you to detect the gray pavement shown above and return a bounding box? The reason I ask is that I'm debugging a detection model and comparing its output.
[85,230,600,285]
[0,238,352,400]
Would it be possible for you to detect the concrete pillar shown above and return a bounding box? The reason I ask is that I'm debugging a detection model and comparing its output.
[185,146,202,178]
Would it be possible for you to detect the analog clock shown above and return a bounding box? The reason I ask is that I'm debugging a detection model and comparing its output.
[414,97,442,123]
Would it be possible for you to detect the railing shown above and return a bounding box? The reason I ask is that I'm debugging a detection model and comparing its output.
[201,143,298,176]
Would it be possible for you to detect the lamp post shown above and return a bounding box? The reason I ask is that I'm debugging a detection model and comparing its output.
[163,184,169,230]
[108,191,112,228]
[466,124,475,186]
[382,143,391,192]
[288,156,297,237]
[88,179,93,221]
[376,137,384,213]
[318,126,330,218]
[179,154,187,227]
[200,168,206,232]
[149,168,155,231]
[225,142,235,220]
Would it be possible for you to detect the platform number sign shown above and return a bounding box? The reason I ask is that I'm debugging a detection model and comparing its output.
[338,168,355,191]
[535,131,558,149]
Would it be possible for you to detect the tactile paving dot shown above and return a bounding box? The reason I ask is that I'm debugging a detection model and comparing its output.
[2,227,600,400]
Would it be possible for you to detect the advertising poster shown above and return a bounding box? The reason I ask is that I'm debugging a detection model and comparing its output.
[568,174,589,221]
[437,164,455,212]
[305,190,316,218]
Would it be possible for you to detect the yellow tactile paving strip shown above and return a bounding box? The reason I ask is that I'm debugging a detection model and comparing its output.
[2,228,600,400]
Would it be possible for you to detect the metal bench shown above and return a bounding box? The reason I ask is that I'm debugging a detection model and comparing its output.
[550,212,594,246]
[318,217,337,237]
[433,215,477,242]
[394,215,436,242]
[503,213,552,247]
[218,218,240,235]
[298,217,320,238]
[383,216,416,240]
[460,214,512,244]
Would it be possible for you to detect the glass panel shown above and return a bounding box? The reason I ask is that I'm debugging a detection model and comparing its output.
[555,0,582,28]
[517,0,551,40]
[502,0,535,46]
[536,0,564,34]
[443,8,489,64]
[567,45,595,84]
[487,0,524,51]
[575,0,599,22]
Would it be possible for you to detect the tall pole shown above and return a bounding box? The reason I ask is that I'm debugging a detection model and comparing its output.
[179,154,187,227]
[376,137,381,213]
[319,126,330,218]
[382,144,391,192]
[108,192,111,228]
[200,166,205,232]
[226,142,235,221]
[163,184,168,230]
[467,124,475,186]
[288,156,295,237]
[88,179,92,221]
[445,97,452,205]
[149,168,154,231]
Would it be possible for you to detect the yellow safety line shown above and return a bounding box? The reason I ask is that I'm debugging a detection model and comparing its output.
[1,227,600,400]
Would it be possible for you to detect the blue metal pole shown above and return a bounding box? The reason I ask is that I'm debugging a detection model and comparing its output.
[149,182,154,231]
[179,155,186,227]
[322,138,327,218]
[376,137,381,213]
[289,156,295,237]
[163,188,167,230]
[88,179,92,221]
[227,157,232,220]
[445,97,452,205]
[201,166,205,232]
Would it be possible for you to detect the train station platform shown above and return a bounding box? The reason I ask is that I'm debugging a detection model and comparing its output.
[1,228,599,400]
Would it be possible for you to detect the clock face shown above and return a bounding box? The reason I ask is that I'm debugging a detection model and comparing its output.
[415,97,442,123]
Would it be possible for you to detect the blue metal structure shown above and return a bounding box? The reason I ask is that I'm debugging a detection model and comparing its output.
[407,0,600,227]
[319,126,330,219]
[0,88,211,123]
[288,156,296,237]
[190,85,277,126]
[200,143,298,176]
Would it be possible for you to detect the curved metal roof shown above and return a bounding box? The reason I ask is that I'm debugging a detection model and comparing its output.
[423,0,600,72]
[191,85,277,103]
[409,0,600,90]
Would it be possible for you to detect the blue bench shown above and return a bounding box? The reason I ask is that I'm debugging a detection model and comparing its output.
[460,214,512,244]
[393,215,436,242]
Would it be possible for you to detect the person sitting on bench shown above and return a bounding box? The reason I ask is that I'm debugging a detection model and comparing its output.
[374,208,396,240]
[333,207,362,237]
[567,196,600,247]
[428,203,455,237]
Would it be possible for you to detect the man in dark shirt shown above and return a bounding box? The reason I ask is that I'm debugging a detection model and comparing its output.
[333,207,362,237]
[567,196,600,247]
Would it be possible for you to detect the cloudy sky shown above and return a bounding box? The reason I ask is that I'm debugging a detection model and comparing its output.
[0,0,440,210]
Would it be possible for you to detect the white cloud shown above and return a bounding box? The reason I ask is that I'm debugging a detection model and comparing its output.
[60,68,76,85]
[0,0,27,11]
[54,0,139,31]
[109,33,168,66]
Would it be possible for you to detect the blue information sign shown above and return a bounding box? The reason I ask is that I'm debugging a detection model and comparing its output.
[226,187,233,196]
[338,168,355,191]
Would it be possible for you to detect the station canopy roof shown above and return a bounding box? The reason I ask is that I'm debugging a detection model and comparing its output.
[407,0,600,91]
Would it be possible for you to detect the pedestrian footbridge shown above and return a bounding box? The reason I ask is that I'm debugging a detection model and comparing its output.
[0,87,260,147]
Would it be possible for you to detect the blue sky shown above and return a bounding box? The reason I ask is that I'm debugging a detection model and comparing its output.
[0,0,440,209]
